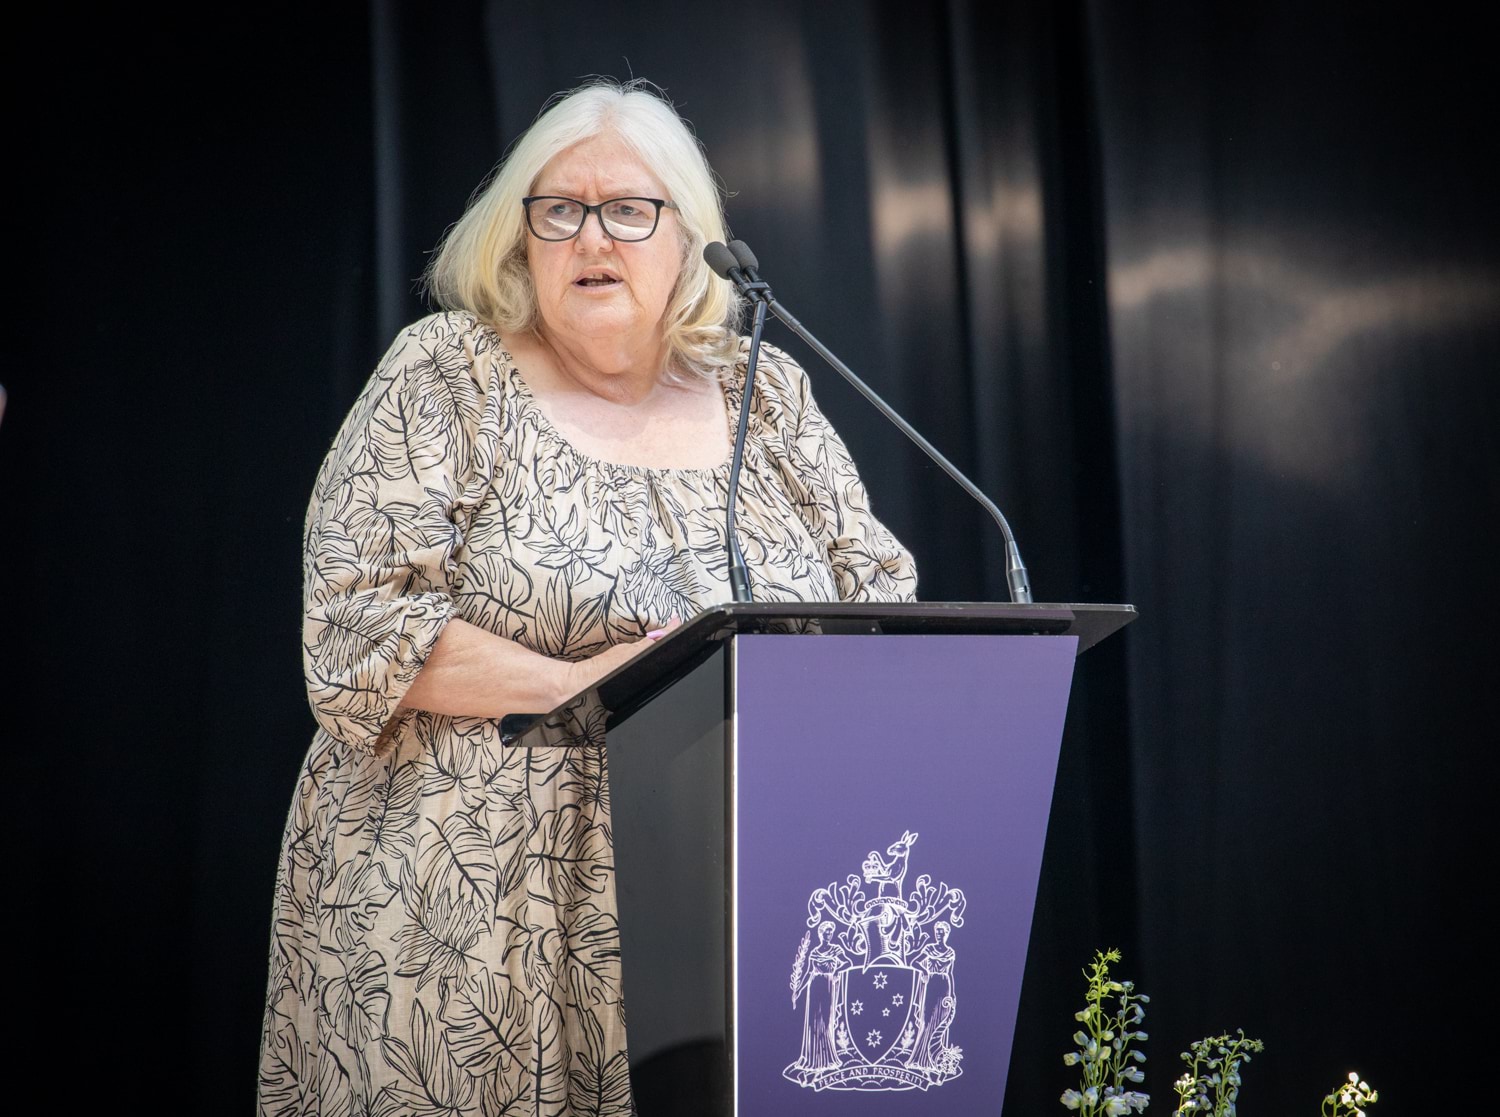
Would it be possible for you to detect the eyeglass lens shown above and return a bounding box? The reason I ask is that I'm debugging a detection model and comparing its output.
[526,198,663,241]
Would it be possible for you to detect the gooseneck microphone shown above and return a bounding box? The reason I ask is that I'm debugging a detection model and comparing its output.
[704,239,1033,604]
[704,242,772,602]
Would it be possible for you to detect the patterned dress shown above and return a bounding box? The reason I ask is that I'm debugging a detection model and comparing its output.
[257,311,917,1115]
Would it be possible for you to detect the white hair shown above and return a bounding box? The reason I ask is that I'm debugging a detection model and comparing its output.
[424,78,744,379]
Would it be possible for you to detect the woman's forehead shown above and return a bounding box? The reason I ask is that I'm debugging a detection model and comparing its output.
[533,135,667,197]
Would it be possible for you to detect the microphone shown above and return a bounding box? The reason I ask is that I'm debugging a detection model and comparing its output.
[704,239,1033,604]
[703,241,747,287]
[703,242,773,602]
[726,239,762,282]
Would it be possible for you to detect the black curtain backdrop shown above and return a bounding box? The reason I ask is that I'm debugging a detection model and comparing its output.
[10,1,1493,1110]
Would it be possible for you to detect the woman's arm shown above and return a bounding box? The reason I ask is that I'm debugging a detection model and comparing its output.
[305,315,680,746]
[397,617,668,719]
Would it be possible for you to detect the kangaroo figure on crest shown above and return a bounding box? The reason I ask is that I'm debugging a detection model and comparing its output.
[861,830,918,900]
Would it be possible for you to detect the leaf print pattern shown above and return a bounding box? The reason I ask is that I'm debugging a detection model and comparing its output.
[453,552,535,636]
[321,947,392,1053]
[259,311,916,1114]
[259,1025,315,1116]
[366,761,423,860]
[567,969,633,1117]
[617,522,707,626]
[533,573,609,659]
[319,855,397,952]
[377,1000,477,1115]
[393,866,488,992]
[440,968,532,1077]
[418,811,502,914]
[526,803,613,908]
[562,904,624,1010]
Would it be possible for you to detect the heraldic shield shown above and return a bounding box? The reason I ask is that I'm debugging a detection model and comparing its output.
[843,964,917,1063]
[783,830,966,1093]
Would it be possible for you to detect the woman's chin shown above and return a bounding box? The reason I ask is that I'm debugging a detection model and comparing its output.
[552,304,652,342]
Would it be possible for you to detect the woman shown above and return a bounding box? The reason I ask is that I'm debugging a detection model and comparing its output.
[258,79,916,1115]
[784,922,852,1085]
[907,921,958,1079]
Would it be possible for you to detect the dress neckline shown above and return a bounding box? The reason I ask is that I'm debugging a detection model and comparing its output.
[497,341,747,480]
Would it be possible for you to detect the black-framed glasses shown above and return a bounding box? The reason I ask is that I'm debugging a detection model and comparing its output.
[521,196,679,242]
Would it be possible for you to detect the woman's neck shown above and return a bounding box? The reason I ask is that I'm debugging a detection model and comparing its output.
[532,325,670,405]
[507,325,728,470]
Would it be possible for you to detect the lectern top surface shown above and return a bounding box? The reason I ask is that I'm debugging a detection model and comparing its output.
[501,601,1133,746]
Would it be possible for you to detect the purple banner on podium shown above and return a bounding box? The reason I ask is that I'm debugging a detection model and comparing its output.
[733,634,1078,1114]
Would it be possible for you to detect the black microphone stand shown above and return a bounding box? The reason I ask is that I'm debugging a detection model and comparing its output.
[715,239,1033,604]
[705,241,774,603]
[725,294,770,602]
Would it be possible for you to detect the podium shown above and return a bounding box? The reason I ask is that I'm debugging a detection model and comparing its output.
[503,602,1134,1116]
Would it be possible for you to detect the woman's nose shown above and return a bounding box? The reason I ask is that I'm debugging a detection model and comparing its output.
[574,210,614,252]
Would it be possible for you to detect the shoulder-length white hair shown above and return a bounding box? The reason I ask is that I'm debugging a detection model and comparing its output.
[425,79,744,379]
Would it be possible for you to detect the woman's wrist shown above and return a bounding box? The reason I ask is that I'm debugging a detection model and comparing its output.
[555,657,587,707]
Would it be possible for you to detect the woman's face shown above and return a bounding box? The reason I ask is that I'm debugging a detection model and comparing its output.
[525,133,684,351]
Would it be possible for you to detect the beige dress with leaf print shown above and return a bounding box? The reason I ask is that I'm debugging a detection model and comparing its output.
[257,311,917,1115]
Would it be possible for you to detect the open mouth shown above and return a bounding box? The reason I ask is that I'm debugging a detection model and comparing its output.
[575,272,621,288]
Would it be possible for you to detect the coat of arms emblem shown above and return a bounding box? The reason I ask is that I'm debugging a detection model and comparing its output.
[783,830,966,1092]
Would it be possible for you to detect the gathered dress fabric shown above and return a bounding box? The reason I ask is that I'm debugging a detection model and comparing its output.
[256,311,917,1115]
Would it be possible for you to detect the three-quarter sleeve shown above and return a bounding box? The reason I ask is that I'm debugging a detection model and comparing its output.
[301,314,500,752]
[759,346,919,602]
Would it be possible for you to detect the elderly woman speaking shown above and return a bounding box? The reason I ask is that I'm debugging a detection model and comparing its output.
[257,80,916,1114]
